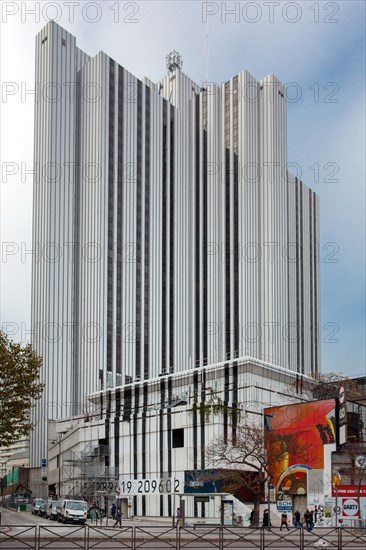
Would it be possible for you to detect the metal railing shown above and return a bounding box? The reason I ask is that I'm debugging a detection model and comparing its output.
[0,524,365,549]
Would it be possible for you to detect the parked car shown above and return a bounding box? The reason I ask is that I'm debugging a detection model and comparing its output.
[32,498,47,515]
[38,500,48,517]
[56,499,88,524]
[45,499,61,520]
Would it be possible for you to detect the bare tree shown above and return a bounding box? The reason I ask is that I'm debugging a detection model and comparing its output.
[205,416,302,527]
[285,372,364,402]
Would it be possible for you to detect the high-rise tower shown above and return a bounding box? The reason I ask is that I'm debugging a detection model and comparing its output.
[31,22,319,466]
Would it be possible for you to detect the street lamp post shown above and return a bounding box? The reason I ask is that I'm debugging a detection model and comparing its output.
[267,477,271,529]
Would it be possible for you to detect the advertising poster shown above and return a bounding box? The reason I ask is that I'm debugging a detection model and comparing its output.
[264,400,336,498]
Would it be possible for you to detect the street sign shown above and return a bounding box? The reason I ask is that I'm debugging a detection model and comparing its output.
[41,458,47,468]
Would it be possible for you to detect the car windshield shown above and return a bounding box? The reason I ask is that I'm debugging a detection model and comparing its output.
[67,501,87,511]
[52,501,61,508]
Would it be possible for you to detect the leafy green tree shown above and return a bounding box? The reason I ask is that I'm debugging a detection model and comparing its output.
[0,331,44,447]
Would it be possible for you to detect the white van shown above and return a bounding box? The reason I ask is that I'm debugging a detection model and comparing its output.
[56,499,88,524]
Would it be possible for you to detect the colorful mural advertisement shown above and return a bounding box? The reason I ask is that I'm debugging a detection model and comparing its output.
[264,399,337,501]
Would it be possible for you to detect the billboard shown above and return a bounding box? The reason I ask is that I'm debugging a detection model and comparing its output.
[264,399,337,495]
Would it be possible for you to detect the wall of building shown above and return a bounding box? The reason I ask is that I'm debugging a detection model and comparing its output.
[31,21,320,468]
[48,359,300,516]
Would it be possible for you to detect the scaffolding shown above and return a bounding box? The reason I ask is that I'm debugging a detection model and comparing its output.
[61,443,118,506]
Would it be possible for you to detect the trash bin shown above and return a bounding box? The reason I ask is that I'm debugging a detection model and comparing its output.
[18,504,27,512]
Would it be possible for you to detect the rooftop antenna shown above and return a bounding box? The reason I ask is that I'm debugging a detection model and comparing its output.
[166,50,183,73]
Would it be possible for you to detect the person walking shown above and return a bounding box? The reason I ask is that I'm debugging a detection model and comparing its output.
[304,509,313,531]
[280,511,289,531]
[111,503,117,521]
[263,509,270,529]
[293,510,303,528]
[113,508,122,528]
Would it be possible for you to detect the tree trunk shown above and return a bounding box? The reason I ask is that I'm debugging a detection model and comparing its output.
[251,492,261,527]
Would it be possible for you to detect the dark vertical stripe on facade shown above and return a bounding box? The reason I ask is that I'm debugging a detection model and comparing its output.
[72,70,81,411]
[299,185,304,374]
[167,377,173,517]
[193,371,199,469]
[200,369,206,469]
[195,94,200,364]
[161,101,167,372]
[309,189,314,374]
[225,147,231,359]
[286,173,291,371]
[313,193,318,373]
[223,364,230,443]
[203,129,208,364]
[159,379,165,516]
[233,154,239,357]
[295,180,300,373]
[142,383,148,477]
[167,377,172,477]
[114,389,121,470]
[133,383,139,518]
[135,79,142,379]
[105,391,112,468]
[133,385,140,479]
[144,86,150,379]
[169,106,175,371]
[116,66,124,377]
[123,386,132,421]
[232,362,238,444]
[107,59,115,375]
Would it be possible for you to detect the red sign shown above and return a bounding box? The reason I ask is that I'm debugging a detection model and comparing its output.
[332,485,366,497]
[341,498,359,517]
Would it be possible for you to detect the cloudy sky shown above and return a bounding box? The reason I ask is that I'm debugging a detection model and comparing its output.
[1,0,365,376]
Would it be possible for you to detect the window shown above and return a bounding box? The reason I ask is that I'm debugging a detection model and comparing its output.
[172,428,184,448]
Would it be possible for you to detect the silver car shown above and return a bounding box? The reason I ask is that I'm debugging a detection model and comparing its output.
[46,499,61,520]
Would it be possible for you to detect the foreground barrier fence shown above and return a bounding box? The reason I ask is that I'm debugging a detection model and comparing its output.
[0,524,365,549]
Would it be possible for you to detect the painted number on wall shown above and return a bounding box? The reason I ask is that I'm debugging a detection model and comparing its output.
[120,478,181,495]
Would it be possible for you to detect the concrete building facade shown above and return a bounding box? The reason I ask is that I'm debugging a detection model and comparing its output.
[31,21,320,468]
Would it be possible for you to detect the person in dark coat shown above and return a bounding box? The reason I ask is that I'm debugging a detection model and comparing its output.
[293,510,303,528]
[304,509,313,531]
[280,511,289,531]
[113,508,122,528]
[263,509,270,528]
[111,503,117,520]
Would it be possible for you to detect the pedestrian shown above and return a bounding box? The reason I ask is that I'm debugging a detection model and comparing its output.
[176,507,181,527]
[313,505,318,524]
[89,505,96,523]
[262,509,269,528]
[293,510,303,528]
[111,503,117,520]
[304,509,313,531]
[113,508,122,528]
[249,509,254,526]
[280,511,289,531]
